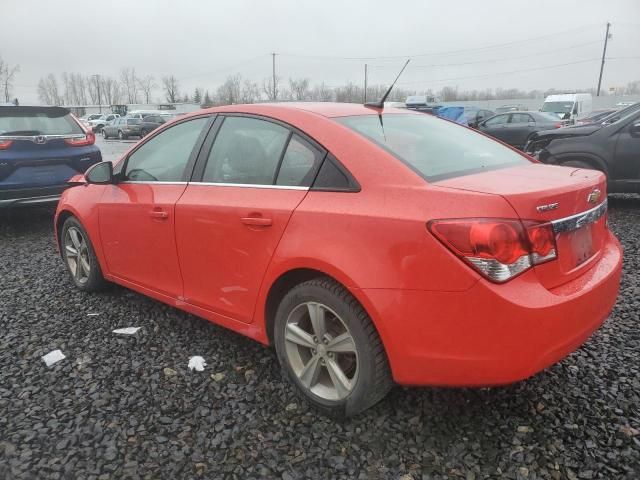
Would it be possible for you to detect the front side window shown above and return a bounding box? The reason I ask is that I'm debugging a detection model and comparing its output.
[276,134,323,186]
[124,117,208,182]
[337,113,529,182]
[202,116,289,185]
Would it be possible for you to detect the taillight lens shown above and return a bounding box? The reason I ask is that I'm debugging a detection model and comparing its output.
[64,131,95,146]
[428,218,557,283]
[0,140,13,150]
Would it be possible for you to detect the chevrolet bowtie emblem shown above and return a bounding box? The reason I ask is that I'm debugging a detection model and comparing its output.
[587,189,602,204]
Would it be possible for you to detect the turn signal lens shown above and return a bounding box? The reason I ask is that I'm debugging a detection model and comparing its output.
[64,131,95,146]
[0,140,13,150]
[428,218,557,283]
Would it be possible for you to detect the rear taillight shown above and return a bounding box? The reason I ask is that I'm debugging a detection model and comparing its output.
[428,218,557,283]
[64,131,95,147]
[554,123,563,128]
[0,140,12,150]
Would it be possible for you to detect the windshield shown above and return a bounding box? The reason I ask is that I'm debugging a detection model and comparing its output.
[337,113,529,182]
[541,101,574,113]
[0,107,82,136]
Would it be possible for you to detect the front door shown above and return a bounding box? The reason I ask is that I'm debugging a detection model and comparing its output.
[480,113,510,143]
[612,112,640,181]
[176,115,325,323]
[99,116,210,298]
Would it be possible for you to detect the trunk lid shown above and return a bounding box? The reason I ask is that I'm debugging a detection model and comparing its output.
[436,163,608,288]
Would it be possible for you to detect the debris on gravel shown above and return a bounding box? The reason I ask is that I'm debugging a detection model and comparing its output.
[1,199,639,479]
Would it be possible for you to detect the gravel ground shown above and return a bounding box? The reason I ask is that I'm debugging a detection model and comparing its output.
[0,197,639,480]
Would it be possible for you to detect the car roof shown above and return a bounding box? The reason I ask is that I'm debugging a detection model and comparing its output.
[200,102,414,119]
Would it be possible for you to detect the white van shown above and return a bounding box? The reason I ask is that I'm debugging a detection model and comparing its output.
[541,94,592,123]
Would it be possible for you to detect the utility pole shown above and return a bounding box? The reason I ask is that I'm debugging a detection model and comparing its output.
[364,64,368,103]
[272,53,277,101]
[596,22,611,97]
[92,74,102,113]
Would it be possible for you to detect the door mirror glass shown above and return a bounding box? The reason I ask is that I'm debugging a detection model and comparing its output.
[631,122,640,136]
[85,161,114,184]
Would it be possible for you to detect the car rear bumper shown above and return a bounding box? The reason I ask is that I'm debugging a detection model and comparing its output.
[0,185,67,207]
[362,231,622,386]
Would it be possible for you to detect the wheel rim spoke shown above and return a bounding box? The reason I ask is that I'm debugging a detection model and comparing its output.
[65,244,78,257]
[307,302,326,339]
[79,255,91,277]
[69,229,82,249]
[326,357,352,398]
[326,332,356,353]
[298,355,322,388]
[285,323,316,349]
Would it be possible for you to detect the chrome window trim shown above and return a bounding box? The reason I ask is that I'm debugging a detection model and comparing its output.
[551,199,607,234]
[189,182,309,191]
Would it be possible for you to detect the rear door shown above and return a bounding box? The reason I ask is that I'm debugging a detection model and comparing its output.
[98,115,211,298]
[505,113,535,148]
[175,115,325,323]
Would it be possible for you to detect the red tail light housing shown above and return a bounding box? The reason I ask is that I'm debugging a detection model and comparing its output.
[64,131,95,147]
[0,140,13,150]
[428,218,557,283]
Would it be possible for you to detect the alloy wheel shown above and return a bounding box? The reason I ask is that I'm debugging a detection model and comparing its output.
[284,302,358,401]
[64,227,91,284]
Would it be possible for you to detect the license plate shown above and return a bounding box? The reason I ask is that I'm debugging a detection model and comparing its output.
[568,225,593,267]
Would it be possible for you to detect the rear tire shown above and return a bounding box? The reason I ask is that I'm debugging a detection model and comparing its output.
[274,277,393,417]
[60,217,108,292]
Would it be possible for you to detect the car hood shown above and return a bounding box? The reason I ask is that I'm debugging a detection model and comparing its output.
[532,124,601,140]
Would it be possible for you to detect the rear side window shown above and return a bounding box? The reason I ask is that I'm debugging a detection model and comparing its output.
[127,119,141,125]
[337,113,529,182]
[202,116,289,185]
[510,113,532,123]
[124,117,208,182]
[276,134,323,187]
[0,107,82,135]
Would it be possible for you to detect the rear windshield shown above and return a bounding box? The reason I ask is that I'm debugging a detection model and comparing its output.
[336,113,529,182]
[541,101,573,113]
[0,107,82,135]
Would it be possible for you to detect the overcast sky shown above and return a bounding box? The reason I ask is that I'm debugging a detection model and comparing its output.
[2,0,640,103]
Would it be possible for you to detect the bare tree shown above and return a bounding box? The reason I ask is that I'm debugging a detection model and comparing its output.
[162,75,180,103]
[120,67,139,103]
[0,56,20,102]
[37,73,63,105]
[216,74,242,105]
[100,77,121,105]
[288,78,311,101]
[311,82,334,102]
[262,75,280,101]
[137,75,156,104]
[240,79,260,104]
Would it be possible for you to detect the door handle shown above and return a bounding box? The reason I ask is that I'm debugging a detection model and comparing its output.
[241,216,272,226]
[149,209,169,219]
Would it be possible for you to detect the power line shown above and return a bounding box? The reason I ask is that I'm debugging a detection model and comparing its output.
[397,58,600,86]
[277,23,602,61]
[178,55,268,82]
[367,40,602,69]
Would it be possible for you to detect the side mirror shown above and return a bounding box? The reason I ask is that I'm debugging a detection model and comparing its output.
[85,161,114,184]
[631,122,640,136]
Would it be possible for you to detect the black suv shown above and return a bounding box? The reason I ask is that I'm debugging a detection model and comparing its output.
[524,103,640,193]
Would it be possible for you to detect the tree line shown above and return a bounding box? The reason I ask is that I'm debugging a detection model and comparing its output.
[0,55,20,103]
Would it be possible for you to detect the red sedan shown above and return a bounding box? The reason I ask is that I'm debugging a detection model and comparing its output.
[55,103,622,416]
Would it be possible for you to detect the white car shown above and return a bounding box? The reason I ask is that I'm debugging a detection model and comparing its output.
[88,113,120,132]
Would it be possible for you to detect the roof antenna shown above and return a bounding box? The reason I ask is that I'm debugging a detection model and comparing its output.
[364,58,410,109]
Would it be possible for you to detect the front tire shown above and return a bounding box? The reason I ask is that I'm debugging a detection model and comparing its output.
[118,130,126,140]
[274,277,393,417]
[102,129,109,139]
[61,217,108,292]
